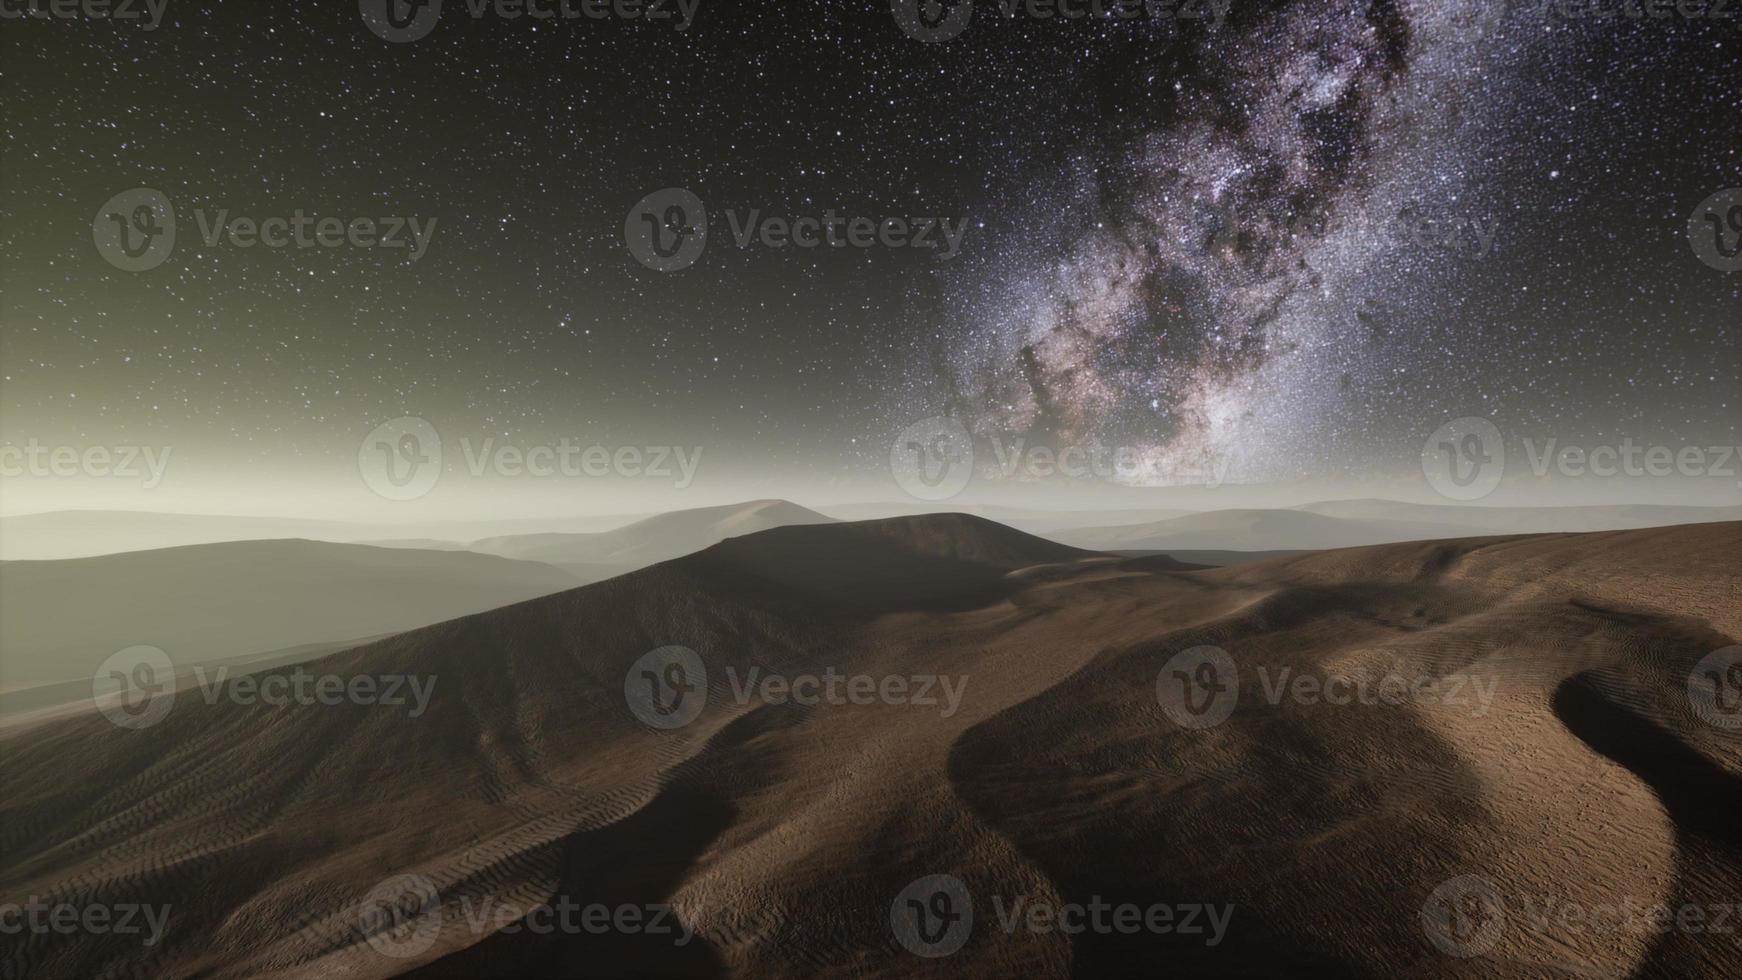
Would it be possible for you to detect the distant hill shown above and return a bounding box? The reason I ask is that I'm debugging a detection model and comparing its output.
[1047,508,1475,552]
[0,539,579,701]
[817,502,1198,533]
[0,510,647,561]
[468,499,838,577]
[1044,500,1742,554]
[1295,499,1742,533]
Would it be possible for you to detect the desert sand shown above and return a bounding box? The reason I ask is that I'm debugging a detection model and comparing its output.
[0,516,1737,978]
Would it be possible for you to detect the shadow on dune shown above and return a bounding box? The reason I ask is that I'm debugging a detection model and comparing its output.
[1552,671,1742,980]
[938,603,1500,978]
[1552,673,1742,849]
[404,781,732,980]
[404,699,814,979]
[1058,881,1367,980]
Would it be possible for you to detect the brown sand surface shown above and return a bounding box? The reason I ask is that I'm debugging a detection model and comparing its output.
[1,517,1737,979]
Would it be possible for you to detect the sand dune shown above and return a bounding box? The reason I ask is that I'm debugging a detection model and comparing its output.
[0,518,1737,978]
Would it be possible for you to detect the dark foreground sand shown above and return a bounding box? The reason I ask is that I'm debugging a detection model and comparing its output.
[2,516,1738,978]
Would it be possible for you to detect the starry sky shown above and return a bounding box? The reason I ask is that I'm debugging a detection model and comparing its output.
[1,0,1737,518]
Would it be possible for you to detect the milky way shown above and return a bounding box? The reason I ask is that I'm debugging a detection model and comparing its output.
[914,0,1732,488]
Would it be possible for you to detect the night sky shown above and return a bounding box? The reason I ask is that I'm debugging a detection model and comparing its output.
[1,0,1737,516]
